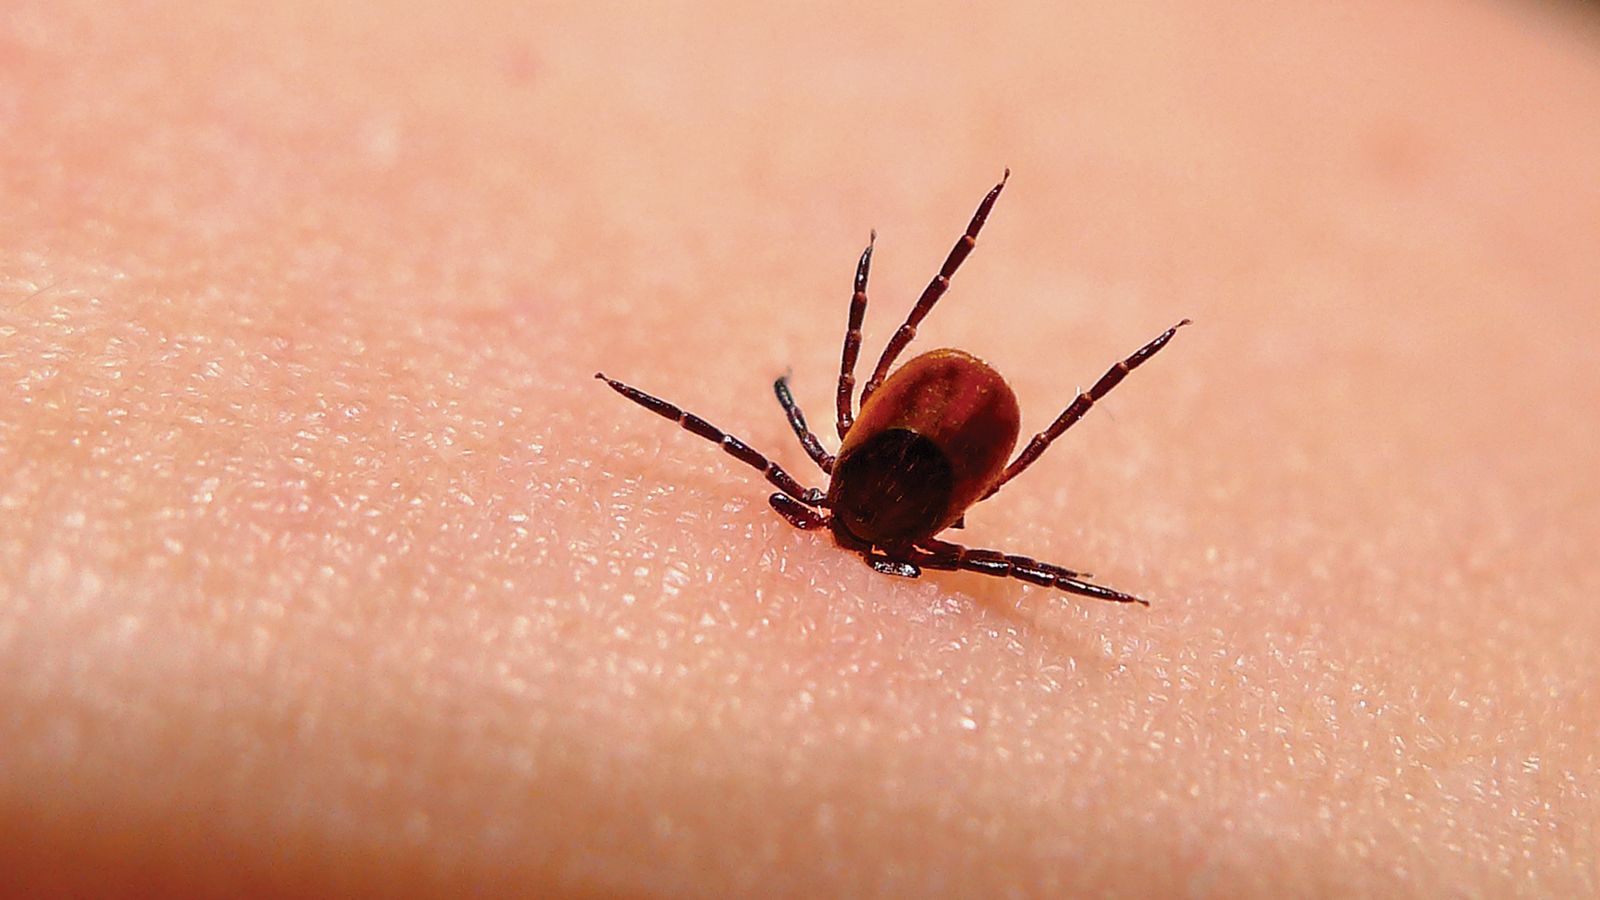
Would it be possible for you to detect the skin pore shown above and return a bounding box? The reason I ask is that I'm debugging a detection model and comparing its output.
[3,0,1598,896]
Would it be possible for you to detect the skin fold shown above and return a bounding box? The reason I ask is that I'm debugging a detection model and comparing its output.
[2,0,1598,896]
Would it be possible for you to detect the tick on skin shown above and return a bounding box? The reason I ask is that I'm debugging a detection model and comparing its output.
[597,170,1188,605]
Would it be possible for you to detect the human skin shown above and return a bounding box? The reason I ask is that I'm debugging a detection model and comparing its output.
[3,0,1599,896]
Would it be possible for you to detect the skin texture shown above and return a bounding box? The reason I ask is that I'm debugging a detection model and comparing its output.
[2,0,1598,897]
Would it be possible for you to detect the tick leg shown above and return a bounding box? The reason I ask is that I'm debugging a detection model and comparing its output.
[835,233,874,441]
[912,537,1149,605]
[596,373,826,506]
[860,170,1009,407]
[982,318,1190,502]
[769,493,829,529]
[774,375,835,474]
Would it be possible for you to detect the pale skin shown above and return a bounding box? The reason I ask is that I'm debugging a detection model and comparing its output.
[3,1,1598,897]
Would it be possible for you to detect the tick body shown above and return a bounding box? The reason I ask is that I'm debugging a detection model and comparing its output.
[829,349,1019,545]
[597,170,1189,605]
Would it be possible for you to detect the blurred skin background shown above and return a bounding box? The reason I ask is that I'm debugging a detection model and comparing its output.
[2,0,1599,897]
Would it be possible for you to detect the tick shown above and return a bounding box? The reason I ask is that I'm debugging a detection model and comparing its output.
[597,171,1188,605]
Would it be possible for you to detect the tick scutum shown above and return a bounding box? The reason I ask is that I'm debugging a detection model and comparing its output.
[828,428,954,546]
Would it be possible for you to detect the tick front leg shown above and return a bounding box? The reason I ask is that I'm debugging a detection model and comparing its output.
[914,537,1150,606]
[597,373,825,505]
[769,493,828,529]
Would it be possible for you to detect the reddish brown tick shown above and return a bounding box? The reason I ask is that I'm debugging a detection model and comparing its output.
[597,171,1188,605]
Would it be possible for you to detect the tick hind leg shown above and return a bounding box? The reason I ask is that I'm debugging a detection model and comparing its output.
[596,373,825,506]
[982,318,1190,502]
[906,537,1150,606]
